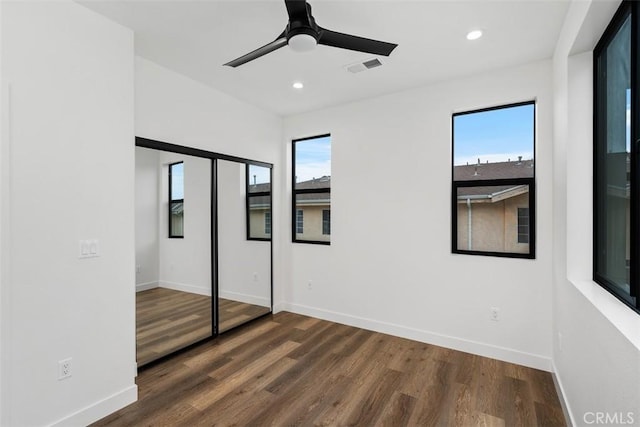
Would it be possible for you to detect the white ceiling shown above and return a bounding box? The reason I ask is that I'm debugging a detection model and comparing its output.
[80,0,571,116]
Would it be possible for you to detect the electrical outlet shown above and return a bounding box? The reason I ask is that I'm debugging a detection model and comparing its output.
[58,358,72,380]
[307,280,312,290]
[253,272,258,282]
[136,265,141,274]
[490,307,500,321]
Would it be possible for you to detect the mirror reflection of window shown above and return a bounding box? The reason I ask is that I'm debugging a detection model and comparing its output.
[169,162,184,238]
[247,164,272,240]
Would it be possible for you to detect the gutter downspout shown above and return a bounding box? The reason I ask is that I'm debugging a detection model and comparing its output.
[467,198,472,250]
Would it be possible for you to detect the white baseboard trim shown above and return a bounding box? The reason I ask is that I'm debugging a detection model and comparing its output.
[219,290,269,307]
[49,384,137,427]
[281,302,553,372]
[136,281,158,292]
[273,302,286,314]
[551,360,576,427]
[159,281,211,296]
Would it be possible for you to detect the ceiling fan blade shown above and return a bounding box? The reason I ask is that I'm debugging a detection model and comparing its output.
[318,28,397,56]
[224,36,288,67]
[285,0,309,21]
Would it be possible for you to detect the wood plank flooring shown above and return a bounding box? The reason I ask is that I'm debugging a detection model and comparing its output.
[219,298,271,333]
[100,311,566,426]
[137,288,212,367]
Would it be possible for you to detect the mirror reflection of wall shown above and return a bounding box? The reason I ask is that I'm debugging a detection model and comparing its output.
[135,147,212,367]
[218,160,271,333]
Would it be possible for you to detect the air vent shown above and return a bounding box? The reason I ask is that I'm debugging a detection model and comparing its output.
[346,58,383,74]
[363,58,382,69]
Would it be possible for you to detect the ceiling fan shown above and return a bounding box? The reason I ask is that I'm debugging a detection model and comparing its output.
[224,0,398,67]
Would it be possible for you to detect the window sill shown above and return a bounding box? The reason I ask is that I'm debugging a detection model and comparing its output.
[569,277,640,352]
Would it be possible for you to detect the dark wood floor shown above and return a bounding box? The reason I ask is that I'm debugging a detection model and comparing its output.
[137,288,271,366]
[219,298,271,333]
[137,288,212,367]
[100,311,565,426]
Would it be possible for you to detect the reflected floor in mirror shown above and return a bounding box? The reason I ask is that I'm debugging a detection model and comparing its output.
[219,298,271,333]
[137,288,212,367]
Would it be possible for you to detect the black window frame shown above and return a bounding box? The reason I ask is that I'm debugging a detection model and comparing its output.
[245,164,272,242]
[168,161,184,238]
[594,0,640,313]
[292,134,331,245]
[451,101,536,259]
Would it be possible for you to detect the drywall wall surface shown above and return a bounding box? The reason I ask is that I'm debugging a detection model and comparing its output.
[552,0,640,422]
[135,147,160,289]
[1,1,136,425]
[283,60,554,370]
[157,151,212,295]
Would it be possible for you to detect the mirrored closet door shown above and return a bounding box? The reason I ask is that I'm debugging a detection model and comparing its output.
[134,138,273,367]
[135,146,213,367]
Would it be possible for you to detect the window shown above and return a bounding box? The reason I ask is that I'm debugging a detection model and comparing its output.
[264,212,271,235]
[246,164,271,240]
[594,1,639,312]
[169,162,184,238]
[322,209,330,235]
[296,209,304,234]
[517,208,529,244]
[292,135,331,244]
[451,102,536,258]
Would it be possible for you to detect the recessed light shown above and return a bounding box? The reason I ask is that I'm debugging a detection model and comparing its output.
[292,81,304,89]
[466,30,483,41]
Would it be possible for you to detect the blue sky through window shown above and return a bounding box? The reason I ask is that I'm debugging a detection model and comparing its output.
[171,163,184,199]
[454,104,534,166]
[295,135,331,183]
[248,164,270,185]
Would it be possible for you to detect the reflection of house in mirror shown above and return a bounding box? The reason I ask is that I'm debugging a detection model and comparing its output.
[249,176,332,242]
[248,182,271,239]
[455,158,533,254]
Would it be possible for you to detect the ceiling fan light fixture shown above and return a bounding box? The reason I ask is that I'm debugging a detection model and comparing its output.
[288,33,318,52]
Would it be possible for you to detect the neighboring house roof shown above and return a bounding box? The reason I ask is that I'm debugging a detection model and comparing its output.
[249,176,332,209]
[171,202,183,214]
[454,159,534,181]
[455,159,533,202]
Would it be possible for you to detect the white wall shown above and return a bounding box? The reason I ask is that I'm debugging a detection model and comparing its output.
[0,1,136,425]
[552,1,640,425]
[135,57,284,305]
[157,152,212,295]
[218,160,271,307]
[283,60,554,370]
[135,147,160,289]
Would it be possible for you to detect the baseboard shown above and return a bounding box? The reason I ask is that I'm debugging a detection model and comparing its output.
[135,281,158,292]
[282,302,553,372]
[551,360,576,426]
[159,281,211,296]
[219,290,269,307]
[272,301,286,314]
[49,384,137,427]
